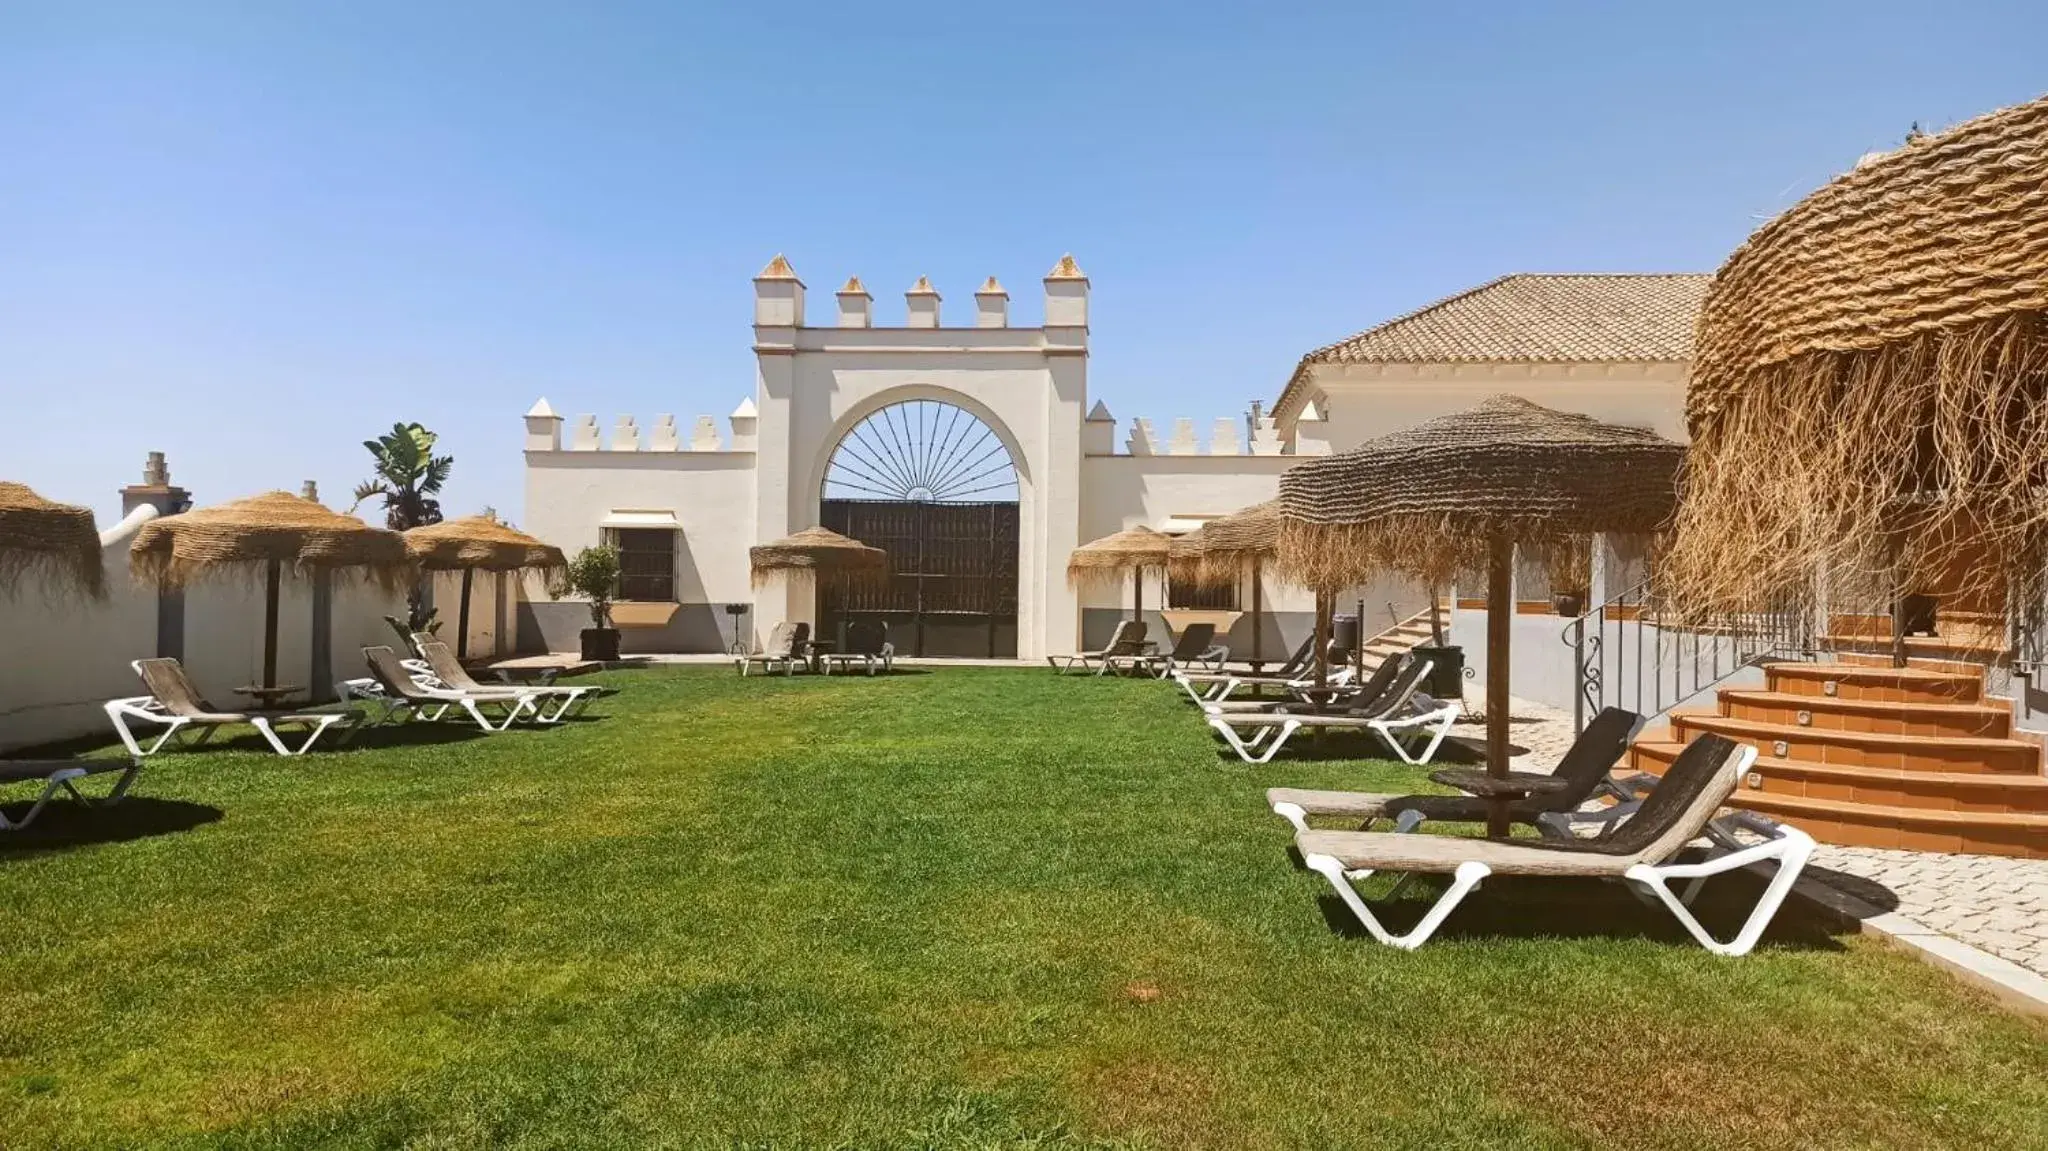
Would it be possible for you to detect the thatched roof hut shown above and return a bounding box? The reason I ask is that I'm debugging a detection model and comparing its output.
[749,526,889,587]
[130,491,410,589]
[405,516,566,576]
[1667,94,2048,615]
[1275,395,1683,590]
[0,482,104,600]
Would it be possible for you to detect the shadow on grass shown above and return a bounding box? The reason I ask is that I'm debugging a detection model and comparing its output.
[1309,869,1852,952]
[1213,734,1487,766]
[0,798,224,858]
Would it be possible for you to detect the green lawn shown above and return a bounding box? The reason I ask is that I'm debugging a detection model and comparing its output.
[3,668,2044,1149]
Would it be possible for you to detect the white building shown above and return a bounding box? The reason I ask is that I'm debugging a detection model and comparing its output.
[519,260,1707,660]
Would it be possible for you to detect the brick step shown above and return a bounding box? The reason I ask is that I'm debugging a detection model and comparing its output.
[1718,688,2011,739]
[1631,740,2048,813]
[1667,709,2041,774]
[1764,661,1982,704]
[1629,742,2048,857]
[1834,651,2005,678]
[1827,634,2011,667]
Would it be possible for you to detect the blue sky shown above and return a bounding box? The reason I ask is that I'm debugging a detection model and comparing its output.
[5,1,2044,524]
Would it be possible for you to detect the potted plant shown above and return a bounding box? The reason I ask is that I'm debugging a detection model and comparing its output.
[556,544,622,662]
[1552,588,1587,618]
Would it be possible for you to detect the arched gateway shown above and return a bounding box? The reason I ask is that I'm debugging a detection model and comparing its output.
[819,400,1021,656]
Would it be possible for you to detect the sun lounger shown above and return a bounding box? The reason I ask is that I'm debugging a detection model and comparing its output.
[342,646,541,732]
[0,755,144,831]
[1206,658,1457,765]
[1296,734,1811,956]
[1047,619,1151,676]
[737,622,810,676]
[1201,654,1390,715]
[1171,634,1317,702]
[822,619,895,675]
[1114,622,1228,678]
[1268,707,1646,836]
[411,636,597,721]
[106,658,354,757]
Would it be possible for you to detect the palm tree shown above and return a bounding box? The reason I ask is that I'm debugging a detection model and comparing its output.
[352,422,454,629]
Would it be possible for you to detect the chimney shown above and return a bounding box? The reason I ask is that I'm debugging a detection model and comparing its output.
[300,480,320,503]
[121,450,191,517]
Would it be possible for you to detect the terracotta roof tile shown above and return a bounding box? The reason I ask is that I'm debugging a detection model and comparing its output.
[1276,273,1710,414]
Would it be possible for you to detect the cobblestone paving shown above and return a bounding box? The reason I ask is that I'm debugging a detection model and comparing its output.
[1453,695,2048,978]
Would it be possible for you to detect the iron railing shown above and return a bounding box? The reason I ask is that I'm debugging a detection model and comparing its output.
[1565,578,1818,734]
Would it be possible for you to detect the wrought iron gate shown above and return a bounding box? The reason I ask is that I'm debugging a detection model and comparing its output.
[819,499,1019,658]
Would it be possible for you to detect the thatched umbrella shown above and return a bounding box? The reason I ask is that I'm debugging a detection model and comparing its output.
[1200,500,1283,664]
[1668,95,2048,651]
[1277,395,1683,834]
[749,526,890,648]
[405,515,566,660]
[1067,525,1172,620]
[131,491,411,692]
[749,526,889,586]
[0,482,104,600]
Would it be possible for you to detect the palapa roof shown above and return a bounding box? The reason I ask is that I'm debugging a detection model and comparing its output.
[1667,94,2048,614]
[130,491,411,589]
[1066,525,1172,587]
[749,526,889,587]
[1276,395,1683,589]
[0,481,105,599]
[405,516,566,574]
[1275,273,1710,416]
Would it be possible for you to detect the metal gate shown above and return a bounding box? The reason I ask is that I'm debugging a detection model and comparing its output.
[819,499,1019,658]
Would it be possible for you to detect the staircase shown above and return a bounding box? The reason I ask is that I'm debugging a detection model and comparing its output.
[1362,609,1438,667]
[1628,660,2048,859]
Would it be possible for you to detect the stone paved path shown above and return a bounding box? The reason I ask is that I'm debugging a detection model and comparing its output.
[1453,695,2048,978]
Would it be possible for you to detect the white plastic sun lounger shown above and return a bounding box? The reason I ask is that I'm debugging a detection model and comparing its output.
[342,646,541,733]
[1047,619,1150,676]
[0,756,144,831]
[1206,658,1457,765]
[737,622,810,676]
[106,658,354,757]
[1172,635,1317,702]
[413,638,595,722]
[1296,735,1811,956]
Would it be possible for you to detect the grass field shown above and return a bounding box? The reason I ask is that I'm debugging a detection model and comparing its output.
[3,667,2045,1149]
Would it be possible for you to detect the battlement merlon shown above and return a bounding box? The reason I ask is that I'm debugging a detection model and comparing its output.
[524,398,760,454]
[1081,399,1323,457]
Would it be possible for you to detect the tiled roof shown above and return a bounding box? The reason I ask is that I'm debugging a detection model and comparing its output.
[1275,273,1711,414]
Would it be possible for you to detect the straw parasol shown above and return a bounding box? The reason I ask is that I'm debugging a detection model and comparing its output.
[131,491,411,691]
[1277,395,1683,834]
[1167,526,1212,587]
[1196,500,1284,663]
[1067,524,1172,620]
[749,526,889,587]
[405,515,566,660]
[0,482,104,600]
[1667,94,2048,633]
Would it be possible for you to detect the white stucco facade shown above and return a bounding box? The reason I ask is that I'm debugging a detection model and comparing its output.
[518,261,1700,660]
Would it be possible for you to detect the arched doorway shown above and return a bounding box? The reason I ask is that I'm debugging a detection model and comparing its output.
[819,399,1020,656]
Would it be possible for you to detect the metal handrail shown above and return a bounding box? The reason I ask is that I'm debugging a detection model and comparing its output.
[1564,577,1817,734]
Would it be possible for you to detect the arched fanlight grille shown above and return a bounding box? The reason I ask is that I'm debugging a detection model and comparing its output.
[824,400,1019,503]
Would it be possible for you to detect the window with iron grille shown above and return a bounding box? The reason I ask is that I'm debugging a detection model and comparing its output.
[1169,572,1239,611]
[611,528,676,602]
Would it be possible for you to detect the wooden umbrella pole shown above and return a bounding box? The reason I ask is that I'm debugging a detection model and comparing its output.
[1132,567,1143,622]
[262,557,282,691]
[1251,563,1264,664]
[1485,534,1513,838]
[1313,589,1330,690]
[457,567,475,662]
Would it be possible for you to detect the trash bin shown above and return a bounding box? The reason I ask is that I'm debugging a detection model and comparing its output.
[1331,613,1360,652]
[1412,644,1465,698]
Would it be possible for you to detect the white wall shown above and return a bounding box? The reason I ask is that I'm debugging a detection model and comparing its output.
[1286,362,1690,450]
[0,510,405,752]
[524,452,758,608]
